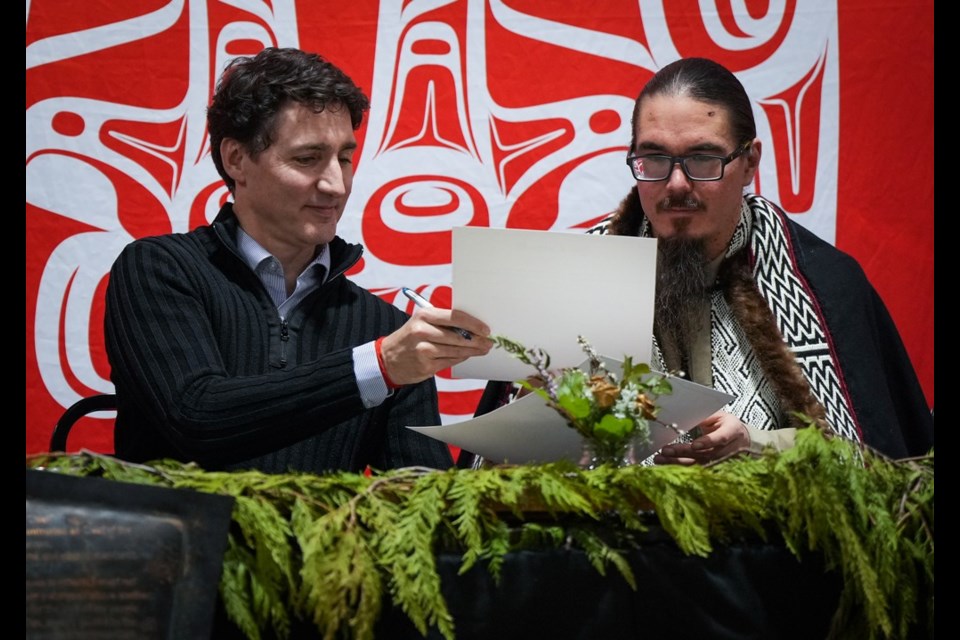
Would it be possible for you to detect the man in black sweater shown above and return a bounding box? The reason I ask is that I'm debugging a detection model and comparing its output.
[105,47,491,474]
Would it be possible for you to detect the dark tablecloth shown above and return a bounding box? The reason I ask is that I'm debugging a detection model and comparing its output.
[213,530,848,640]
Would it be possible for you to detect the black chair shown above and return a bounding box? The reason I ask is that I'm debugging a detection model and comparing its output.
[49,393,117,452]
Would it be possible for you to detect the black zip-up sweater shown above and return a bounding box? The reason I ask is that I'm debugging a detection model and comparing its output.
[105,203,453,473]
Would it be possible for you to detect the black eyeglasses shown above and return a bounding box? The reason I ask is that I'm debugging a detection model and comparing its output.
[626,141,752,182]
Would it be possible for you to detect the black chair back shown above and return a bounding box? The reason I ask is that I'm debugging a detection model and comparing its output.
[49,394,117,452]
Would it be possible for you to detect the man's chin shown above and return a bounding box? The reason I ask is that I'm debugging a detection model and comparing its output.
[649,210,700,236]
[661,218,697,238]
[305,225,338,246]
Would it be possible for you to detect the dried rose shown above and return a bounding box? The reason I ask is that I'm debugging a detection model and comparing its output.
[590,375,619,410]
[636,393,657,420]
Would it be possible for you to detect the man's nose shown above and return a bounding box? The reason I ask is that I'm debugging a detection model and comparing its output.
[317,161,348,195]
[664,160,692,189]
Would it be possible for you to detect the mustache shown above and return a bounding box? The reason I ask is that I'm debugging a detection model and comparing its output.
[657,196,702,210]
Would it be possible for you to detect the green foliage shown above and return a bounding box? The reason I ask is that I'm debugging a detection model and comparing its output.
[27,431,933,640]
[768,429,934,639]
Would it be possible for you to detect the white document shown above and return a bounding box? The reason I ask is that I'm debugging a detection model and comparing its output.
[409,365,735,465]
[450,226,657,381]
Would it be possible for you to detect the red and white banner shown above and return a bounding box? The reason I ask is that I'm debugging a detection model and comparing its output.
[26,1,934,454]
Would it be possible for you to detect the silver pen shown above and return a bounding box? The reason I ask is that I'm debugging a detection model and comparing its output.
[401,287,473,340]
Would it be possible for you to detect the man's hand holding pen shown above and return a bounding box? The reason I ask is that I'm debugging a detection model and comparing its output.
[379,298,493,386]
[401,287,476,339]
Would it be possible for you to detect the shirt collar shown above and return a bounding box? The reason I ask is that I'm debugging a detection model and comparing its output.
[236,226,330,281]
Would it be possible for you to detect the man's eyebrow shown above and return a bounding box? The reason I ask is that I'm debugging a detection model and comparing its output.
[635,141,665,151]
[291,141,358,154]
[635,140,726,153]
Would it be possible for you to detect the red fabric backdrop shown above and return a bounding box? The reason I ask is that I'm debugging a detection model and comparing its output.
[26,1,933,455]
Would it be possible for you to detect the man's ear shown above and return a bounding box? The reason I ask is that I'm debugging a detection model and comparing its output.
[220,138,247,187]
[742,138,762,187]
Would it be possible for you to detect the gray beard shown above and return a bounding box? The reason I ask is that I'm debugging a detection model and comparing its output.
[654,237,711,360]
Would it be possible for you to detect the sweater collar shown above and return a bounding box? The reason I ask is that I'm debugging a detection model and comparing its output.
[211,202,363,281]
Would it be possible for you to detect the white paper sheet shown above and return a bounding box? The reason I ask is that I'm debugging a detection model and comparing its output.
[450,226,657,381]
[409,362,735,465]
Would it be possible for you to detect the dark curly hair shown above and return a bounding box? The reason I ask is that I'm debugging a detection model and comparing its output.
[630,58,756,151]
[207,47,371,192]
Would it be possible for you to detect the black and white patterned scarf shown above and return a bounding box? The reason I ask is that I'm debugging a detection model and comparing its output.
[589,193,859,442]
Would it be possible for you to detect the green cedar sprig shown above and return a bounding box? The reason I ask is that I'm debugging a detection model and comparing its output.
[27,428,934,640]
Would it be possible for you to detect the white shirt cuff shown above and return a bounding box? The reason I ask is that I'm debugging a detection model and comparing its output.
[353,341,391,408]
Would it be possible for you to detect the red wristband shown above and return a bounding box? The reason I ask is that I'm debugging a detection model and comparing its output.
[375,337,400,389]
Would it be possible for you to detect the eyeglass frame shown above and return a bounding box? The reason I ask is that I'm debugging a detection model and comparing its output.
[625,140,753,182]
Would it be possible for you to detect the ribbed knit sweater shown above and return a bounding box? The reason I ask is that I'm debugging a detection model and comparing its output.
[105,204,453,474]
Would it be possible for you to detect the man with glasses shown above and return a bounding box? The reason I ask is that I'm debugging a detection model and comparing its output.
[598,57,932,462]
[468,57,931,466]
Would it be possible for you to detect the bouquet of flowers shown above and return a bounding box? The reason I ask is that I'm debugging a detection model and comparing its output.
[493,335,675,467]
